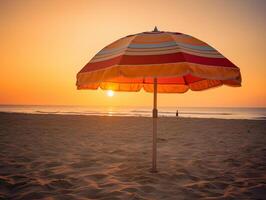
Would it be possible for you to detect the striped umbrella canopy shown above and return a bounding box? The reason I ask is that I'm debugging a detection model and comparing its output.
[76,27,241,172]
[77,27,241,92]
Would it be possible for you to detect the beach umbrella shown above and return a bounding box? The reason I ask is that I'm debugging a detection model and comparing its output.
[76,27,241,172]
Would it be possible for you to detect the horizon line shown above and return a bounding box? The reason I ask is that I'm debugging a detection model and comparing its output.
[0,104,265,108]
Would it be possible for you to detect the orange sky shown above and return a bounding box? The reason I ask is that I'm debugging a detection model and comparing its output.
[0,0,265,107]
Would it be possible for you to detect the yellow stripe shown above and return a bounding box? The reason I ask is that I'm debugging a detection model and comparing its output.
[77,62,241,88]
[103,35,135,50]
[77,79,239,93]
[131,33,173,44]
[172,34,207,45]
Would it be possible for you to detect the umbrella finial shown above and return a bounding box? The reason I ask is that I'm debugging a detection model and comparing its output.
[153,26,159,32]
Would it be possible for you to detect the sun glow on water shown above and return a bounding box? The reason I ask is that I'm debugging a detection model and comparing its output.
[106,90,114,97]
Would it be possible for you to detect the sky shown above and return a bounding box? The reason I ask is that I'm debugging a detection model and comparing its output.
[0,0,265,107]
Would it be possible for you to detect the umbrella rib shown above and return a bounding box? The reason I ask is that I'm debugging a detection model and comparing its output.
[117,34,140,77]
[183,76,188,85]
[165,32,188,67]
[165,32,190,86]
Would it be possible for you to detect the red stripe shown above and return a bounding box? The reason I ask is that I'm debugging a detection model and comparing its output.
[120,53,236,67]
[80,55,123,73]
[80,52,237,73]
[120,53,185,65]
[183,53,236,68]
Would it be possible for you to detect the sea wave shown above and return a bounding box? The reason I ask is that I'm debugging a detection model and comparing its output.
[0,105,265,120]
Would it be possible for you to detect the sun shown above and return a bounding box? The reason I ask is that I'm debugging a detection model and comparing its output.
[106,90,114,97]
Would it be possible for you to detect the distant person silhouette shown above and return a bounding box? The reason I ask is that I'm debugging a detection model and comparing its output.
[176,109,178,117]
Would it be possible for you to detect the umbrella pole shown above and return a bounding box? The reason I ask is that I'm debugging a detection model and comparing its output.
[151,77,158,173]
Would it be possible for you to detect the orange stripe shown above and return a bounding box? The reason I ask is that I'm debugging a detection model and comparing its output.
[172,35,207,45]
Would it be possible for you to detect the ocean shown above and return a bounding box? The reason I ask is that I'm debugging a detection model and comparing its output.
[0,105,265,120]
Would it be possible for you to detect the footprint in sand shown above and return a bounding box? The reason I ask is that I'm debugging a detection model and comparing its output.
[157,138,167,143]
[48,179,74,189]
[86,173,109,182]
[139,185,156,193]
[44,161,61,168]
[70,160,96,168]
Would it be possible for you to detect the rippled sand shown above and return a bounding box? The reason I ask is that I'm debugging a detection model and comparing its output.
[0,113,265,200]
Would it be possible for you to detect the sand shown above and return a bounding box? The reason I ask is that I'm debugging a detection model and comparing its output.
[0,112,265,200]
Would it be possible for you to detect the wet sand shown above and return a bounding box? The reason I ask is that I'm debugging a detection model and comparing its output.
[0,112,265,200]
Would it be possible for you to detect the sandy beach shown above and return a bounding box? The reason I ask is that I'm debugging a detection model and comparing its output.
[0,112,265,200]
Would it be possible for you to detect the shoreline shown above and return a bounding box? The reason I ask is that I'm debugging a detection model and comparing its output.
[0,111,265,121]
